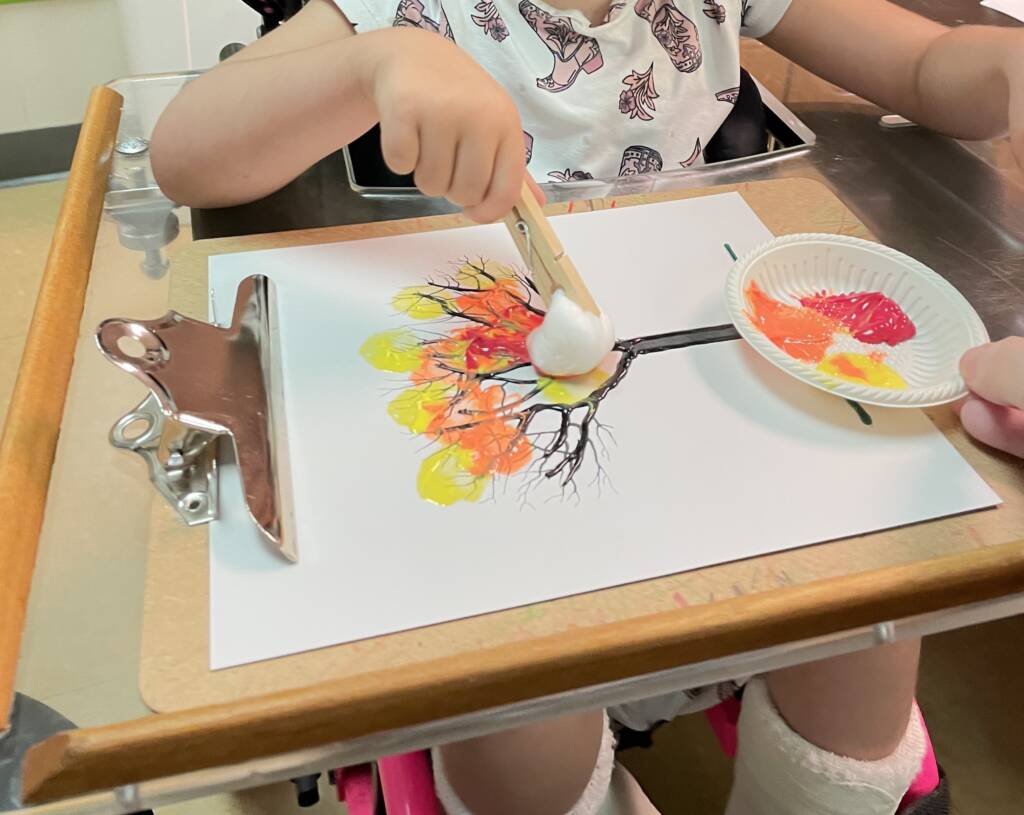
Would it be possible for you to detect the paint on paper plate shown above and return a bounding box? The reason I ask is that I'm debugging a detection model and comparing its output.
[361,259,743,507]
[744,282,915,389]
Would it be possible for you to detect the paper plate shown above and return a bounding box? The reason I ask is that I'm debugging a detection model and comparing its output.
[725,234,989,408]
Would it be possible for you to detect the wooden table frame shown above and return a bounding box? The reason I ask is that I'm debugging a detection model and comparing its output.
[0,86,122,731]
[3,85,1023,810]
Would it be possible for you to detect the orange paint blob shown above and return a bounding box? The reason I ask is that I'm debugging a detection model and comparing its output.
[830,354,869,381]
[744,281,839,364]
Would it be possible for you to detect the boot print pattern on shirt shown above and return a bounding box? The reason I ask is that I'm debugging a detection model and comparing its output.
[679,138,702,167]
[634,0,702,73]
[619,144,664,174]
[472,0,510,41]
[520,0,604,93]
[703,0,726,23]
[394,0,455,40]
[548,168,595,181]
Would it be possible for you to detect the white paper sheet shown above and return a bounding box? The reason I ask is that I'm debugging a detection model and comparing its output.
[981,0,1024,23]
[207,194,999,669]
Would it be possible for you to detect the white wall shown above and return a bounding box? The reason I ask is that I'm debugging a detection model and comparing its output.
[0,0,261,135]
[116,0,260,76]
[0,0,130,134]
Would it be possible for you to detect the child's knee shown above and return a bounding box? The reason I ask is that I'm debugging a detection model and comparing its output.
[766,640,921,759]
[434,710,611,815]
[726,678,926,815]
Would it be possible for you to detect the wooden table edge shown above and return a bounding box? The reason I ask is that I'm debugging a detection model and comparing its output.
[22,535,1024,804]
[0,86,122,730]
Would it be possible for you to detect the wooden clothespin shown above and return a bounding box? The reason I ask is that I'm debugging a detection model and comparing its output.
[504,180,601,316]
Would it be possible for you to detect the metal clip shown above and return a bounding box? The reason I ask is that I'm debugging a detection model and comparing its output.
[110,392,217,526]
[872,621,897,645]
[514,219,534,275]
[97,275,297,562]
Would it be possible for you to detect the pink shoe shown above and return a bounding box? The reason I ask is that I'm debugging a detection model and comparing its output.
[899,706,943,811]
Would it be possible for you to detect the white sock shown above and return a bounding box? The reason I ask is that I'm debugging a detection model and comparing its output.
[433,713,658,815]
[725,678,925,815]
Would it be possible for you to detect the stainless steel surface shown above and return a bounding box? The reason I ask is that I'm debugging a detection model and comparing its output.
[755,78,816,147]
[894,0,1022,26]
[14,590,1024,815]
[95,276,297,562]
[109,393,218,527]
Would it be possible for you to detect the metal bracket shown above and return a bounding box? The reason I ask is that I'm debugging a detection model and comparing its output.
[1,695,76,811]
[879,114,916,129]
[96,275,297,562]
[110,393,217,526]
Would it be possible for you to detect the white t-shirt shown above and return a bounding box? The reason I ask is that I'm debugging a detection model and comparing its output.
[330,0,791,179]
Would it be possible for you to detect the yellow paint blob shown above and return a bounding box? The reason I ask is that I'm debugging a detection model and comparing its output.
[387,382,453,433]
[392,286,447,319]
[817,353,908,389]
[359,328,423,373]
[542,368,610,405]
[417,446,489,506]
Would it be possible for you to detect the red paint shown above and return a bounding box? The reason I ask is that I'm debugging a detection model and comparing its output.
[464,330,531,371]
[450,294,543,373]
[799,291,916,346]
[672,591,688,608]
[567,201,575,213]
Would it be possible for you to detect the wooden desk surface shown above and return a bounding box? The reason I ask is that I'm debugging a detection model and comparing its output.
[139,178,1024,712]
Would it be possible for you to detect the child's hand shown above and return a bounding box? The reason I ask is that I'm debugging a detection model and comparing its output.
[367,28,540,223]
[956,337,1024,458]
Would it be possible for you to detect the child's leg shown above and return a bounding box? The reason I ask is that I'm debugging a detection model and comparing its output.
[434,710,610,815]
[767,639,920,760]
[727,639,926,815]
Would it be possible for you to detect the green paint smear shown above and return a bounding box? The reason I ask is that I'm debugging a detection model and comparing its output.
[845,399,873,426]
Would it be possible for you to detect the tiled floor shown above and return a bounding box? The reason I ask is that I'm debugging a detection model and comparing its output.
[3,180,1022,814]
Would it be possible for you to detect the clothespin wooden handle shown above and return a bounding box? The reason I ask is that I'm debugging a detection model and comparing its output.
[504,180,601,315]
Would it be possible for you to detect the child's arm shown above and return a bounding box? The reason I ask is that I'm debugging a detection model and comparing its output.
[763,0,1023,166]
[958,338,1024,458]
[150,0,530,222]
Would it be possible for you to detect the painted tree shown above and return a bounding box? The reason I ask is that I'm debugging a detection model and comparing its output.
[361,259,739,506]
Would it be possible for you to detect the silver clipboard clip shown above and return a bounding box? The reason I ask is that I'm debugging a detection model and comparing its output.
[96,275,297,563]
